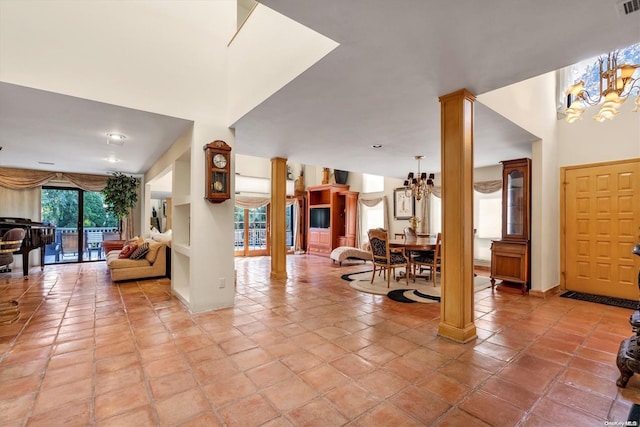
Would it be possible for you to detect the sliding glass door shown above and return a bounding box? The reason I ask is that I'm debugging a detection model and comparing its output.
[42,186,118,264]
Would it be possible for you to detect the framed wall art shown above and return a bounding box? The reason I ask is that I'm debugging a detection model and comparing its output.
[393,188,415,220]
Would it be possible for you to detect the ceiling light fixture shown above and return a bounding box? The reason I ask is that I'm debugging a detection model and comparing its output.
[565,51,639,123]
[106,133,126,146]
[403,155,434,201]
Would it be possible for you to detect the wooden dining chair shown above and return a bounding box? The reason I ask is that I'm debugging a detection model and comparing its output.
[367,228,409,288]
[412,232,441,286]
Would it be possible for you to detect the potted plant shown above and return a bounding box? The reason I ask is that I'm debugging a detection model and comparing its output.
[101,172,140,238]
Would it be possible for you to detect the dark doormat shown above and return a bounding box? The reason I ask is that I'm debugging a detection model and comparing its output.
[560,290,638,310]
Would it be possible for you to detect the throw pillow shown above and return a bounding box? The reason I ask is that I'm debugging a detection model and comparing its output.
[118,243,138,259]
[129,242,149,260]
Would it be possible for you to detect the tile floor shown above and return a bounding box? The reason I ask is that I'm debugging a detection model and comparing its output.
[0,255,639,426]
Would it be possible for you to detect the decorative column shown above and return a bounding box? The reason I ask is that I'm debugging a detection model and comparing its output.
[270,157,288,279]
[437,89,477,343]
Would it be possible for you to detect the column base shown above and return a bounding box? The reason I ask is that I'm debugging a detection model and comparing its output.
[437,321,477,343]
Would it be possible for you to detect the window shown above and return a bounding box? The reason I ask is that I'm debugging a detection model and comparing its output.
[476,192,502,239]
[429,194,441,235]
[362,173,384,193]
[566,42,640,106]
[360,202,384,244]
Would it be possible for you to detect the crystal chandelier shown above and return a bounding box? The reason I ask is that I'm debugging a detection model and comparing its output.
[403,155,434,201]
[565,51,639,123]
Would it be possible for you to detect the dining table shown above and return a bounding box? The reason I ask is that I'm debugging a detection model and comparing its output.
[388,236,438,281]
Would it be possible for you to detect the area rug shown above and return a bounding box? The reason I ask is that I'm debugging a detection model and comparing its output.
[342,271,492,303]
[560,290,638,310]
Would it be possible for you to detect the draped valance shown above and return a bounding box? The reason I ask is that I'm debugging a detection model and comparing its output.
[0,167,108,192]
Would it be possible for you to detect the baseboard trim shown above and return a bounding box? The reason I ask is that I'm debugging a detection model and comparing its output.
[529,284,560,298]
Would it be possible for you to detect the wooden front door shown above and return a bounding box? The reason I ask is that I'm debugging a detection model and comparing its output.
[562,159,640,300]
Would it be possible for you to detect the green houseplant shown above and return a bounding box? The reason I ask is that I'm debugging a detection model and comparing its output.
[101,172,140,237]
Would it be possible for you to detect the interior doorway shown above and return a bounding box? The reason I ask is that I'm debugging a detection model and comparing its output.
[561,159,640,300]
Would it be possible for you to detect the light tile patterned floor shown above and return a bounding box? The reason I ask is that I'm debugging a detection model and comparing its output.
[0,256,638,426]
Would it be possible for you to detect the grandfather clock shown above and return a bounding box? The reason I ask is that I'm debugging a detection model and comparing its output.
[204,140,232,203]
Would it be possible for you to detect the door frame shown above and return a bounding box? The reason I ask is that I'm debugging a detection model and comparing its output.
[560,157,640,293]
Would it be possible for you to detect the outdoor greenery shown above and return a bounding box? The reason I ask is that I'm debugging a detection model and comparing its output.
[42,189,118,228]
[102,172,141,226]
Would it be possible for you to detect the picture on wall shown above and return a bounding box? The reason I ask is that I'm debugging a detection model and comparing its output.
[393,188,415,220]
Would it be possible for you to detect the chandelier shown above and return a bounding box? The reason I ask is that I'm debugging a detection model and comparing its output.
[403,155,434,201]
[565,51,639,123]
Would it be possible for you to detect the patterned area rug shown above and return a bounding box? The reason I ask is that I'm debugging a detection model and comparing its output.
[560,290,638,310]
[342,271,492,303]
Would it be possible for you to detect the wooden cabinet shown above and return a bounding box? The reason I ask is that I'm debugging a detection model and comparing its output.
[307,184,358,256]
[491,158,531,294]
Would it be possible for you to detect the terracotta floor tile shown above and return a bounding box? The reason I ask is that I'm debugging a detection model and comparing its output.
[95,365,145,395]
[94,382,150,421]
[390,386,451,425]
[330,353,375,378]
[154,388,211,426]
[417,372,472,404]
[149,369,198,400]
[546,382,613,419]
[94,405,156,427]
[286,397,349,427]
[480,376,542,410]
[300,363,349,392]
[218,393,279,427]
[1,257,638,426]
[144,352,190,379]
[436,407,492,426]
[245,360,294,389]
[280,350,324,373]
[262,377,317,412]
[202,373,257,407]
[531,396,603,425]
[325,382,381,419]
[0,393,35,425]
[354,401,422,427]
[25,400,91,427]
[460,390,525,426]
[32,378,92,415]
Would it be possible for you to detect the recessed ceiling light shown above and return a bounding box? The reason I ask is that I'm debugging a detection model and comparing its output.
[105,157,120,163]
[38,161,55,165]
[107,133,126,146]
[371,144,383,149]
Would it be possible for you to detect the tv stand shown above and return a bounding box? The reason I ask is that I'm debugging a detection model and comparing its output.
[307,184,358,256]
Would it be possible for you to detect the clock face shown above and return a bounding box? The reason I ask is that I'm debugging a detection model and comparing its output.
[213,153,227,169]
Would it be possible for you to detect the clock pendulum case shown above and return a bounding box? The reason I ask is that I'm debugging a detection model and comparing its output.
[204,140,232,203]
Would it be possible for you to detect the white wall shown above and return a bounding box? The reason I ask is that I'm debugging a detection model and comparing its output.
[479,71,558,292]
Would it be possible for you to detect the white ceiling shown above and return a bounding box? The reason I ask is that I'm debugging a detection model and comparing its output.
[0,0,638,181]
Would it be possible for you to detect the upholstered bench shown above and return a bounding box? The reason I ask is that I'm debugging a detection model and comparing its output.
[330,246,372,266]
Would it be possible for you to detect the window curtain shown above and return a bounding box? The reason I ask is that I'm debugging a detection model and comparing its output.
[0,167,108,191]
[356,196,389,248]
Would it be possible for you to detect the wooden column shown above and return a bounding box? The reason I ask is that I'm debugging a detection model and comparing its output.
[437,89,477,343]
[270,157,288,279]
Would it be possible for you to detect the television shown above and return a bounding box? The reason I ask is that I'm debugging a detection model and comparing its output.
[310,207,330,228]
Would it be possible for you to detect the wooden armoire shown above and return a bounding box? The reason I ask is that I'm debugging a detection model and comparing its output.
[490,158,531,294]
[306,184,358,256]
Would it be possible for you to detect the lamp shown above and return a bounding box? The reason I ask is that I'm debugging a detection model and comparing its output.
[403,155,434,201]
[565,51,639,123]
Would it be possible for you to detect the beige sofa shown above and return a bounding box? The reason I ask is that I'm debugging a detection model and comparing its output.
[106,239,167,281]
